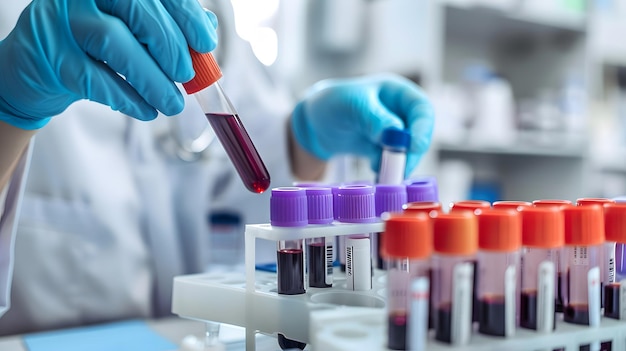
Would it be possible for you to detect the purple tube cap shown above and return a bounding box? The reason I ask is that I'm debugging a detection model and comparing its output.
[375,184,408,217]
[336,185,377,223]
[406,178,438,203]
[270,187,308,227]
[305,187,333,224]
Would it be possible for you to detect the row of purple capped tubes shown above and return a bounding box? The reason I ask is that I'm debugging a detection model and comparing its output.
[269,177,439,226]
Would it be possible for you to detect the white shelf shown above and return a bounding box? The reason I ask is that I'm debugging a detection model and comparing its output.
[436,131,588,158]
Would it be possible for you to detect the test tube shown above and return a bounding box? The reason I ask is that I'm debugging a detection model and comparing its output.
[431,212,477,346]
[475,208,521,337]
[270,187,307,295]
[183,51,270,193]
[578,198,616,310]
[378,128,411,185]
[374,184,408,270]
[519,206,563,332]
[304,187,334,288]
[382,213,432,351]
[614,197,626,290]
[603,203,626,319]
[562,205,604,326]
[405,178,439,203]
[336,185,377,291]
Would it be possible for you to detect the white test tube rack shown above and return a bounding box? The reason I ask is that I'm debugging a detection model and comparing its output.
[172,221,626,351]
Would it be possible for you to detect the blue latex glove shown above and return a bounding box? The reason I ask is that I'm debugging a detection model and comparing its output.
[0,0,218,130]
[291,74,435,176]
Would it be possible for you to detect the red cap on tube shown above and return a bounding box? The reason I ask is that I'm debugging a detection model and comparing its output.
[182,50,223,94]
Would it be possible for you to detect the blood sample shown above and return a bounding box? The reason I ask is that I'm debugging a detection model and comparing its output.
[304,187,334,288]
[183,51,270,194]
[475,208,521,337]
[270,187,307,295]
[562,205,604,329]
[336,185,377,291]
[382,213,432,350]
[602,203,626,319]
[431,212,477,346]
[374,184,407,270]
[519,206,563,331]
[378,128,410,185]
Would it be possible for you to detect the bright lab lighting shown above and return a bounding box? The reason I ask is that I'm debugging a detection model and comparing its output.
[231,0,280,66]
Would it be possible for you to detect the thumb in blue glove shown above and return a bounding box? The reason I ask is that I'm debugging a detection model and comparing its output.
[0,0,218,130]
[291,74,435,177]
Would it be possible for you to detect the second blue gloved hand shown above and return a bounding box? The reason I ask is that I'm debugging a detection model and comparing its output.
[291,74,435,176]
[0,0,218,130]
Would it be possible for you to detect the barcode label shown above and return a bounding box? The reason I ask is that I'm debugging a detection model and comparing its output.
[325,236,333,285]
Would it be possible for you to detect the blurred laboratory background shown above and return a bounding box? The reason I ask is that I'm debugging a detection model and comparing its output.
[227,0,625,207]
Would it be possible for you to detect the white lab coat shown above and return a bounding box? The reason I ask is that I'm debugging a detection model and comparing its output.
[0,0,295,335]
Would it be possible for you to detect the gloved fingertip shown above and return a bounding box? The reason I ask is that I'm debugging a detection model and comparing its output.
[162,94,185,116]
[404,153,422,179]
[205,10,219,29]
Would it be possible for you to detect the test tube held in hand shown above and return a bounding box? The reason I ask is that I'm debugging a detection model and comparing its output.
[270,187,307,295]
[431,212,477,346]
[378,128,410,185]
[519,206,563,332]
[382,214,432,351]
[183,51,270,194]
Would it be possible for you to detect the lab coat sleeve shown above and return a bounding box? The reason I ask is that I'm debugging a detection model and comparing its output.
[0,140,32,318]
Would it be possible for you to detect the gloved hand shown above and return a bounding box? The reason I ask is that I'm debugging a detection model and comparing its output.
[0,0,218,130]
[291,74,435,176]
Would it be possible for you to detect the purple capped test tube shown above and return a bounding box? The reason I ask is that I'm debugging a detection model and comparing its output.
[270,187,308,295]
[375,184,408,270]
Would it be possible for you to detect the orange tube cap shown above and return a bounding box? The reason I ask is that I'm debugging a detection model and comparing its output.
[475,208,521,252]
[382,213,432,259]
[182,51,223,94]
[432,212,478,255]
[520,206,564,248]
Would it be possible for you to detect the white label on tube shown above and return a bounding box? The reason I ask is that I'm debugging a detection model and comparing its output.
[378,150,406,185]
[504,265,516,337]
[339,236,346,265]
[450,262,473,346]
[408,277,429,351]
[346,237,371,291]
[325,236,333,285]
[536,261,555,333]
[588,266,601,327]
[619,279,626,321]
[605,242,616,284]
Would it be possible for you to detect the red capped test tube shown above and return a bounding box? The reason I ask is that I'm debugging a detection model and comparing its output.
[562,205,604,326]
[270,187,307,295]
[183,51,270,194]
[493,201,532,210]
[533,199,573,312]
[602,203,626,319]
[382,213,432,351]
[403,201,442,215]
[431,212,477,346]
[519,206,563,331]
[475,208,521,337]
[450,200,491,213]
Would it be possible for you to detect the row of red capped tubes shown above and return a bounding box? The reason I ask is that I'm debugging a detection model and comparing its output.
[381,198,626,350]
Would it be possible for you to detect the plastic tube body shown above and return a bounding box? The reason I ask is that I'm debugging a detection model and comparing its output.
[477,251,519,337]
[277,240,305,295]
[306,237,333,288]
[431,254,474,345]
[193,82,270,193]
[378,128,409,185]
[563,244,601,325]
[386,258,429,350]
[520,247,558,331]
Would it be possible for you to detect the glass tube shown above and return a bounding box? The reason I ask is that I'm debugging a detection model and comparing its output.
[378,128,410,185]
[183,51,270,194]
